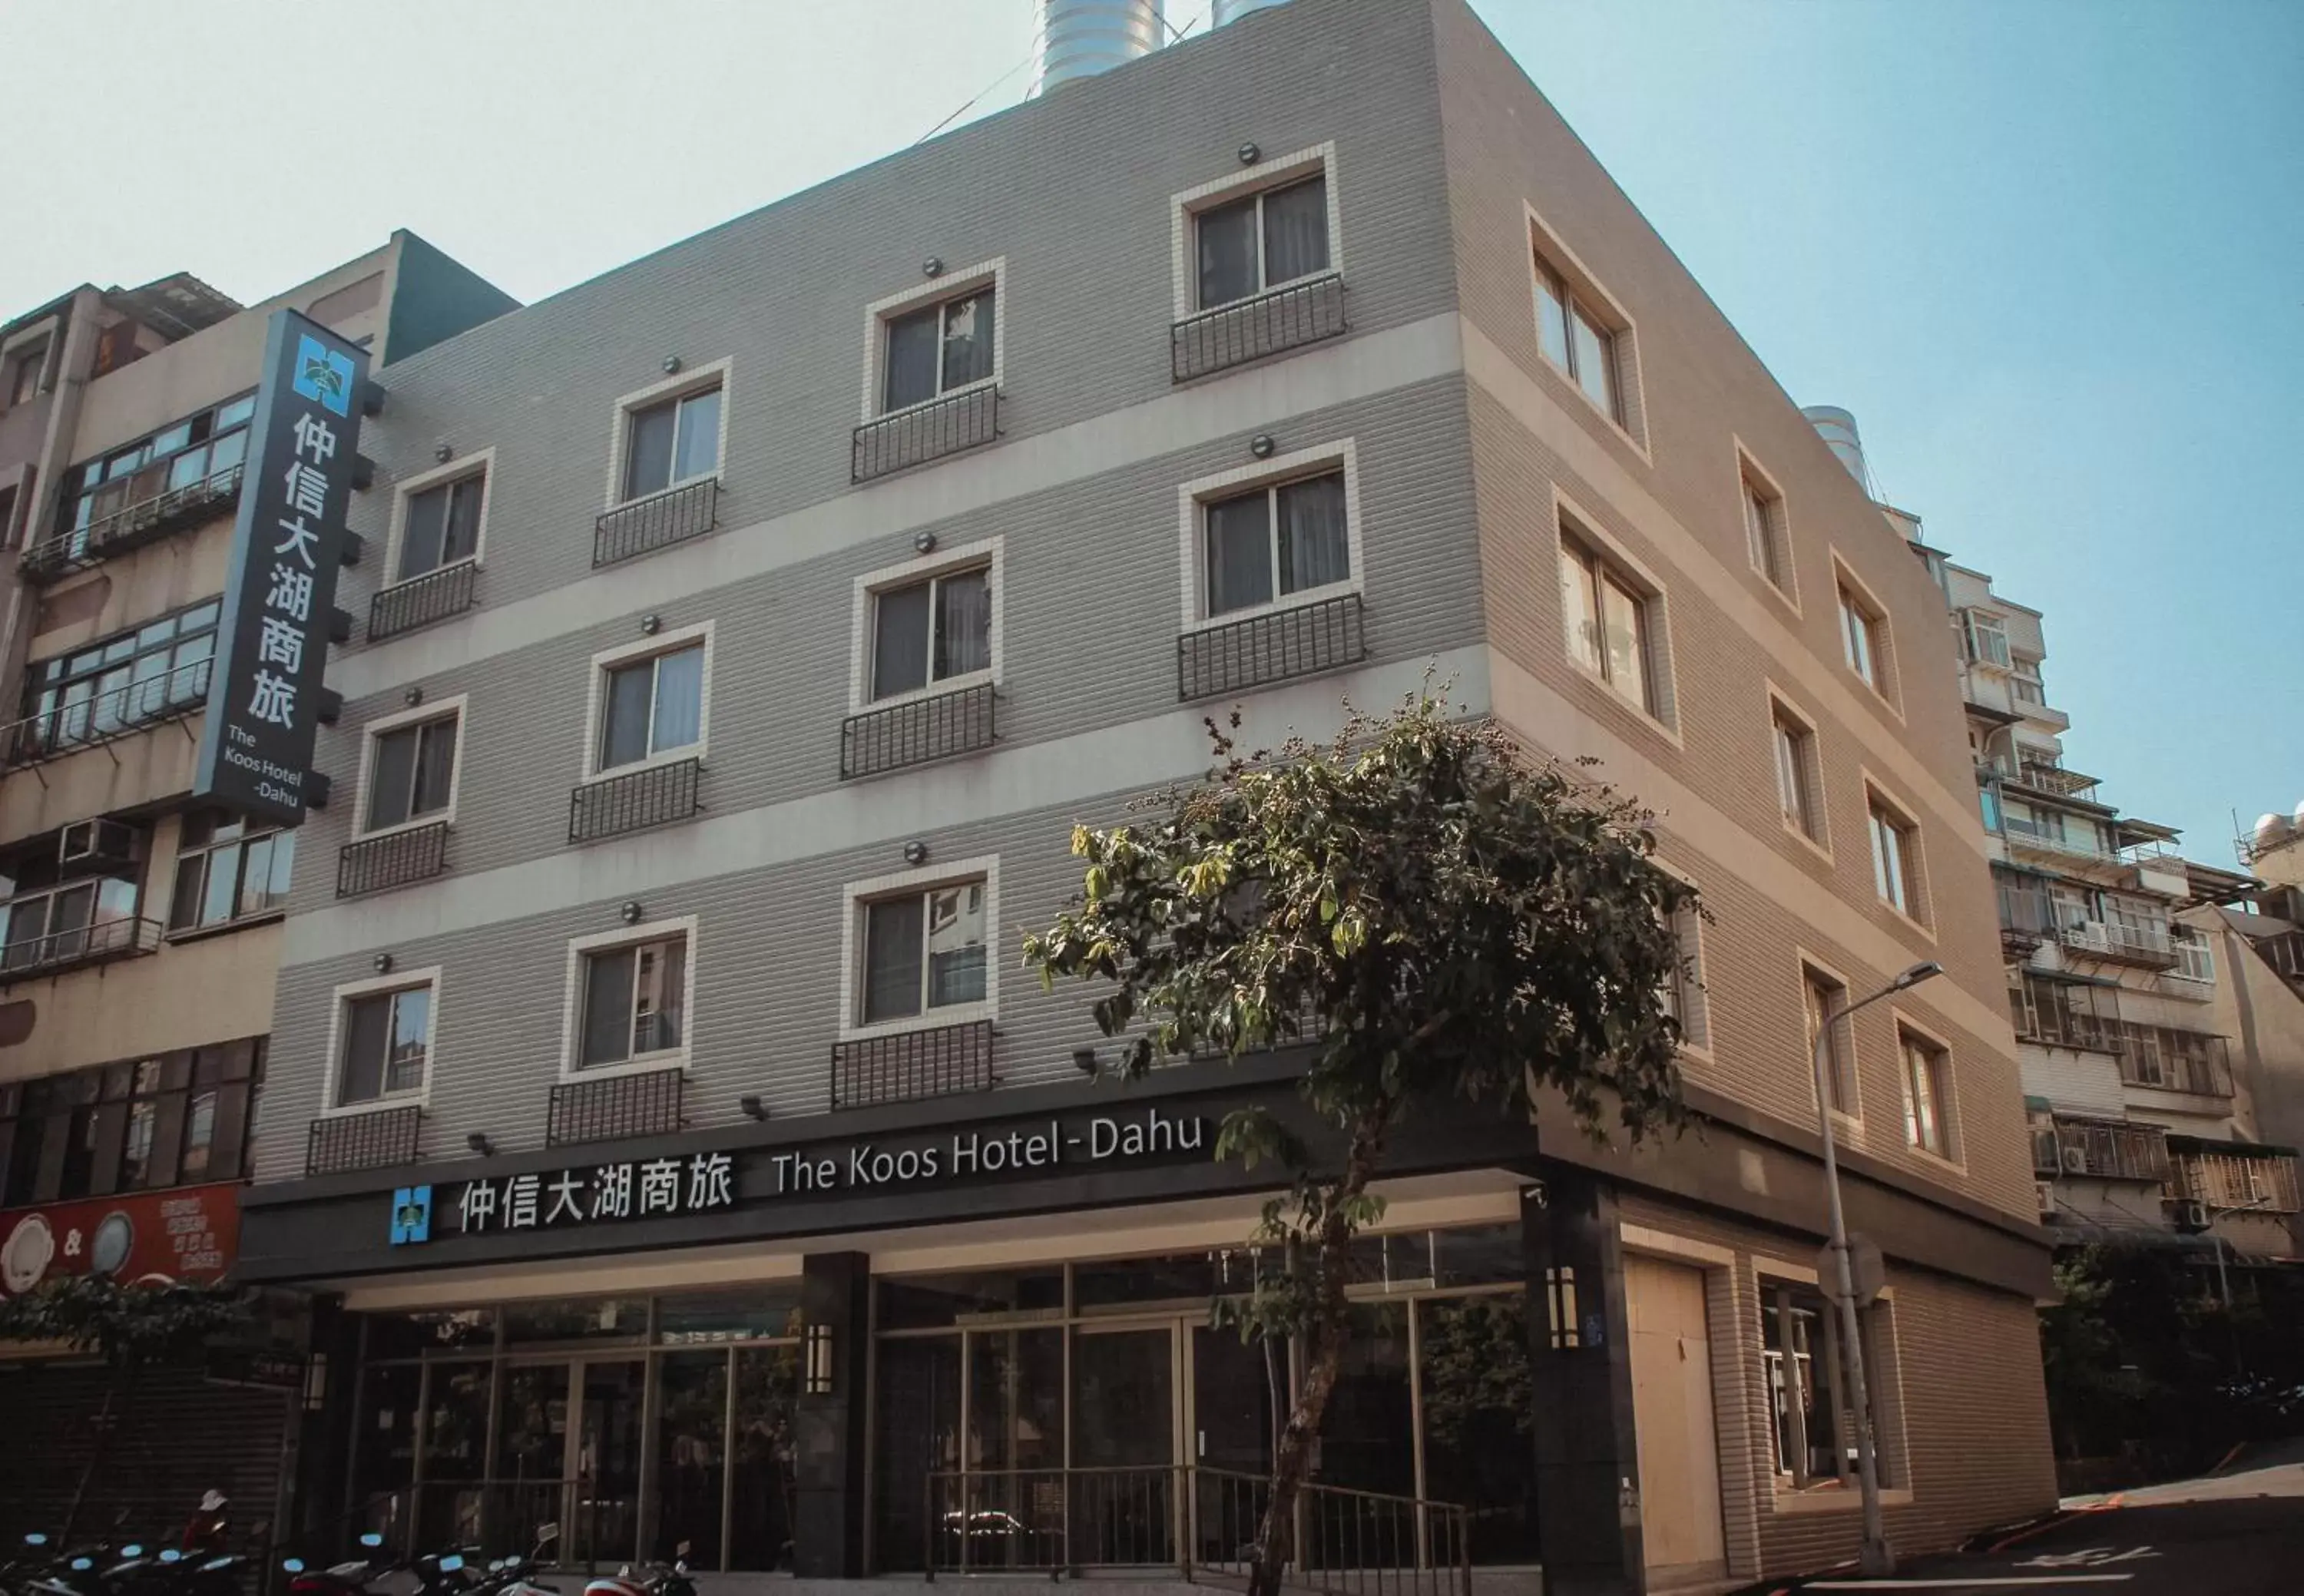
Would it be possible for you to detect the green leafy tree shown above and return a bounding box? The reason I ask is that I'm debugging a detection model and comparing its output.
[0,1276,250,1540]
[1022,694,1697,1596]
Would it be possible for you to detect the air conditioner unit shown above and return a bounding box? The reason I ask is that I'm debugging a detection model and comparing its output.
[2034,1181,2057,1214]
[58,817,136,872]
[2060,1146,2090,1175]
[2170,1199,2210,1233]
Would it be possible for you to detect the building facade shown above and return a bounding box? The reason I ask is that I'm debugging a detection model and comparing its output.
[228,2,2054,1591]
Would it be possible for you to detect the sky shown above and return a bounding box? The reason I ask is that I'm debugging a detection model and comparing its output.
[2,0,2296,864]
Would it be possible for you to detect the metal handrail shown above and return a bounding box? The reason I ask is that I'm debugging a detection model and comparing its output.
[852,383,1002,482]
[1172,272,1349,382]
[22,462,244,579]
[594,477,720,567]
[338,821,452,897]
[839,680,997,779]
[370,558,480,641]
[568,755,703,843]
[0,654,213,767]
[0,914,162,982]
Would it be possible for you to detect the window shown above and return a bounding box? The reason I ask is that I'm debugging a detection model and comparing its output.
[55,392,254,541]
[1532,256,1620,422]
[18,600,219,755]
[1558,535,1652,713]
[169,810,293,932]
[336,982,434,1108]
[578,931,689,1069]
[622,384,722,502]
[2,873,139,972]
[6,341,45,408]
[396,470,485,581]
[1868,795,1920,917]
[1804,965,1857,1116]
[1961,609,2011,668]
[1659,902,1707,1051]
[1743,475,1784,586]
[0,484,17,550]
[1900,1028,1952,1157]
[1772,704,1818,839]
[860,879,988,1025]
[1839,584,1882,688]
[1203,469,1350,617]
[882,289,995,412]
[597,641,705,772]
[1196,174,1330,310]
[1760,1280,1885,1489]
[363,713,459,834]
[872,566,991,700]
[0,1043,261,1206]
[2011,655,2046,707]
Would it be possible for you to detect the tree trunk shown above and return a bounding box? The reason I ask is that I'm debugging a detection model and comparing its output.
[1247,1108,1390,1596]
[59,1363,129,1545]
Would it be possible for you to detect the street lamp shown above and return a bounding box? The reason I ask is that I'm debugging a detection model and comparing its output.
[1810,959,1940,1579]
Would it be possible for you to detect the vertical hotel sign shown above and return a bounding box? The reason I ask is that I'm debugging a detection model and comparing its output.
[194,310,367,826]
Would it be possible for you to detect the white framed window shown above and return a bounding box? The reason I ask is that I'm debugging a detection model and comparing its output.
[849,539,1003,710]
[1802,960,1859,1119]
[167,810,294,933]
[1176,441,1362,628]
[604,359,730,507]
[561,915,697,1078]
[383,449,493,585]
[1834,561,1894,700]
[1525,203,1642,443]
[1896,1018,1957,1161]
[1758,1269,1897,1491]
[861,261,1005,420]
[1170,144,1341,319]
[1652,863,1708,1055]
[354,696,465,839]
[1559,534,1653,714]
[584,624,711,779]
[1866,785,1924,922]
[839,856,999,1038]
[1961,608,2011,668]
[323,967,441,1114]
[1769,693,1822,844]
[1736,446,1791,597]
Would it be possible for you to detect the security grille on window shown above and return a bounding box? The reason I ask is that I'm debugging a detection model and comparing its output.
[623,386,722,502]
[1869,798,1918,916]
[397,472,484,581]
[366,715,458,833]
[1761,1280,1883,1489]
[1773,708,1817,838]
[170,810,293,931]
[1203,469,1349,618]
[1532,257,1620,422]
[339,986,432,1107]
[19,600,219,751]
[598,643,704,770]
[1839,585,1882,687]
[1901,1030,1952,1156]
[1196,175,1330,310]
[1743,478,1783,585]
[1558,535,1652,713]
[862,880,988,1024]
[872,568,991,699]
[55,393,254,540]
[1804,966,1857,1114]
[883,290,995,412]
[579,933,688,1068]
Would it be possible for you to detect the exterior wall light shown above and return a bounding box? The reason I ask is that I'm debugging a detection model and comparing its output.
[641,614,662,635]
[404,687,424,707]
[621,901,644,925]
[465,1133,495,1157]
[1238,142,1260,165]
[1073,1047,1099,1075]
[804,1323,837,1395]
[902,840,929,866]
[740,1095,770,1121]
[661,355,682,375]
[433,443,454,463]
[912,531,938,555]
[372,953,394,975]
[923,257,944,278]
[1250,433,1276,459]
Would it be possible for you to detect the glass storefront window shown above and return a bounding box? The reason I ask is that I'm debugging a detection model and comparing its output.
[352,1363,421,1512]
[504,1297,647,1343]
[1418,1295,1538,1565]
[1074,1252,1219,1310]
[878,1269,1062,1329]
[730,1345,800,1571]
[872,1336,961,1572]
[657,1287,802,1345]
[366,1307,495,1360]
[1431,1223,1523,1286]
[655,1351,727,1567]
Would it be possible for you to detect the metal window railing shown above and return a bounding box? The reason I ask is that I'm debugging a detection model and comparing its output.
[546,1066,684,1147]
[852,385,1002,482]
[2116,1023,2233,1096]
[337,821,451,898]
[1178,591,1366,700]
[2010,973,2123,1054]
[305,1104,423,1177]
[2168,1151,2302,1214]
[1,654,213,767]
[369,559,479,641]
[0,914,161,982]
[1172,273,1349,382]
[2056,916,2180,970]
[21,463,244,581]
[593,476,720,567]
[569,756,703,844]
[2049,1117,2172,1182]
[830,1018,994,1110]
[840,681,997,779]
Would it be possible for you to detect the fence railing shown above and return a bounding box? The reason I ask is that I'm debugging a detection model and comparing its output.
[306,1104,423,1177]
[852,385,1001,482]
[840,681,996,779]
[326,1478,626,1574]
[2047,1116,2171,1182]
[569,756,702,843]
[547,1066,684,1147]
[337,821,451,897]
[1172,273,1349,382]
[2056,917,2180,970]
[924,1464,1469,1596]
[0,654,212,767]
[0,914,161,982]
[831,1018,994,1110]
[22,462,244,580]
[594,477,720,567]
[369,560,479,641]
[1179,591,1366,700]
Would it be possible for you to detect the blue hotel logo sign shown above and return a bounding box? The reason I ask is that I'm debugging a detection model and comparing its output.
[291,335,356,417]
[389,1186,433,1247]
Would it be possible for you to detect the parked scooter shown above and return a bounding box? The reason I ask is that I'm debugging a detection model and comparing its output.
[278,1531,391,1596]
[580,1540,693,1596]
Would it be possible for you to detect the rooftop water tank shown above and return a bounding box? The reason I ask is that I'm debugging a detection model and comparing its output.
[2254,813,2293,853]
[1214,0,1292,22]
[1034,0,1165,94]
[1801,405,1871,493]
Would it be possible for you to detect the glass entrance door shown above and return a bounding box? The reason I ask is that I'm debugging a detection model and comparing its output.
[1188,1326,1276,1566]
[1070,1326,1176,1565]
[574,1360,645,1566]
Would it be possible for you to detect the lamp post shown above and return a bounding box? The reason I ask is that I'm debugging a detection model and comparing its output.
[1811,959,1941,1580]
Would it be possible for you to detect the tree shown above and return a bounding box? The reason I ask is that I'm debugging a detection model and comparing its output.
[0,1276,250,1540]
[1021,694,1697,1596]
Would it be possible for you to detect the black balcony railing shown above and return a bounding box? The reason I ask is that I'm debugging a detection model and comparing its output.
[1996,879,2055,954]
[1172,273,1349,383]
[337,821,451,897]
[852,385,1002,482]
[306,1104,423,1177]
[831,1018,994,1110]
[0,915,162,982]
[369,559,479,641]
[547,1066,684,1147]
[594,477,720,567]
[21,463,244,581]
[0,655,212,768]
[841,681,997,779]
[1179,591,1366,700]
[569,756,703,844]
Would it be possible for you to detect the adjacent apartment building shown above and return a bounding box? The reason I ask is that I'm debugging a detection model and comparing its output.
[224,2,2054,1589]
[0,236,514,1534]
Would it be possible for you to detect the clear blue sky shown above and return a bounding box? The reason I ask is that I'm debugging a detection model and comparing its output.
[3,0,2296,863]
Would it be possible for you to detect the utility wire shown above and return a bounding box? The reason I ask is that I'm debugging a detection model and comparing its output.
[914,2,1206,147]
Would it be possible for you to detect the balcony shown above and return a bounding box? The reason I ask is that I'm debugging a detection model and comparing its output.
[0,914,162,983]
[1996,877,2055,957]
[569,756,702,844]
[546,1067,684,1147]
[2010,972,2122,1054]
[21,463,243,582]
[2041,1116,2172,1183]
[1178,592,1366,701]
[841,682,996,780]
[337,821,451,898]
[2055,917,2181,972]
[0,654,211,769]
[594,477,720,567]
[369,560,478,641]
[2117,1023,2234,1098]
[306,1104,423,1177]
[2167,1147,2302,1214]
[852,385,1001,482]
[831,1018,994,1111]
[1171,273,1349,382]
[2013,761,2101,803]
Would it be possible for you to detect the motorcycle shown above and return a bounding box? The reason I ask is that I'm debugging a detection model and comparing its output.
[580,1540,693,1596]
[279,1532,390,1596]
